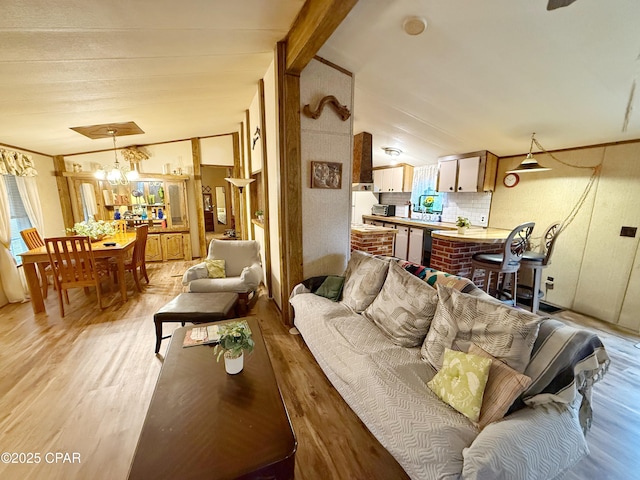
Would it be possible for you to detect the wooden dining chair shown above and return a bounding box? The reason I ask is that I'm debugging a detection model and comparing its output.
[45,236,112,317]
[20,227,53,299]
[115,220,127,236]
[110,225,149,292]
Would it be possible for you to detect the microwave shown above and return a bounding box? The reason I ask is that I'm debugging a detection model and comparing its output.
[372,204,396,217]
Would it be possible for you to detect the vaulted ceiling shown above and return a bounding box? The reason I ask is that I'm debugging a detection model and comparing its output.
[2,0,639,167]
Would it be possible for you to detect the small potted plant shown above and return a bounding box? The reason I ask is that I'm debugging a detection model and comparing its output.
[214,321,255,374]
[255,209,264,222]
[456,216,471,234]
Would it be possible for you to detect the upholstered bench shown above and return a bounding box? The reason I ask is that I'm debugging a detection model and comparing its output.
[154,292,239,353]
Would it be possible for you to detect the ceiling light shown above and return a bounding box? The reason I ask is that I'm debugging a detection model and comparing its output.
[382,147,402,157]
[403,16,427,36]
[506,133,552,174]
[94,129,138,185]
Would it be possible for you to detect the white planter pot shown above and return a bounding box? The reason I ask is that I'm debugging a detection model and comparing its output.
[457,226,468,235]
[224,351,244,374]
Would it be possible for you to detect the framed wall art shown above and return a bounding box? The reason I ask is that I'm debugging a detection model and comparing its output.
[310,161,342,189]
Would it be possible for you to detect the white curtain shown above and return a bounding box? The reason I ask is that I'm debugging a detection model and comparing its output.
[16,176,44,297]
[81,183,98,219]
[410,165,439,208]
[0,176,26,303]
[16,176,45,234]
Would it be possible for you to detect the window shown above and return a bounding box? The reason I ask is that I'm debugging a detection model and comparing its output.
[5,176,32,265]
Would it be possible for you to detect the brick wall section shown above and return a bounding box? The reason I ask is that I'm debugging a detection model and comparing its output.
[430,238,503,287]
[351,231,395,256]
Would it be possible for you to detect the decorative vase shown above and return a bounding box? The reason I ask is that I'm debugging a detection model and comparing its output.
[224,351,244,374]
[457,226,468,235]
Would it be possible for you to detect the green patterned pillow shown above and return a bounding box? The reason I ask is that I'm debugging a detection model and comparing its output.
[428,348,492,422]
[205,259,226,278]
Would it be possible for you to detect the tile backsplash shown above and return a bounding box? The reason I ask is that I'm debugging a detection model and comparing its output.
[440,192,491,227]
[378,191,491,227]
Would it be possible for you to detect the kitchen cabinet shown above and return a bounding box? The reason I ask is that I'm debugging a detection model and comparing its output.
[373,165,414,192]
[365,219,386,226]
[408,227,424,264]
[146,235,163,262]
[437,151,498,193]
[146,232,192,262]
[394,225,410,260]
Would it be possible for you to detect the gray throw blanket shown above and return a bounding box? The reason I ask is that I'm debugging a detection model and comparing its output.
[510,318,610,433]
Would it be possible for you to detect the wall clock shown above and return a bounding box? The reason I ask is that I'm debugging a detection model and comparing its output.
[503,173,520,188]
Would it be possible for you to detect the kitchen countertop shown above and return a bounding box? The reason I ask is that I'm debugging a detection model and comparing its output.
[361,214,457,230]
[431,227,512,244]
[351,224,397,235]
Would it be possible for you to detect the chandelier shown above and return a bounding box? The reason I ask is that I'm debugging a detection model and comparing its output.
[94,129,139,185]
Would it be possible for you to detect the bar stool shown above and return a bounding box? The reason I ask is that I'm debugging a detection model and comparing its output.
[470,222,535,304]
[518,222,561,314]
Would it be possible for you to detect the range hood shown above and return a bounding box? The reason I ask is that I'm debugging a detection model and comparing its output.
[352,131,374,191]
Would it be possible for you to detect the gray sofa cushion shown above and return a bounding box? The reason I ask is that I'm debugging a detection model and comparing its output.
[422,284,541,373]
[363,261,438,347]
[341,250,390,313]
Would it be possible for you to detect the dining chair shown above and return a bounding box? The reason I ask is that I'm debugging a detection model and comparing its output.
[115,220,127,236]
[470,222,535,304]
[45,236,111,317]
[110,224,149,292]
[20,227,53,299]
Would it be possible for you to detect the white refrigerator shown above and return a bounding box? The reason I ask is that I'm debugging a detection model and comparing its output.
[351,191,379,224]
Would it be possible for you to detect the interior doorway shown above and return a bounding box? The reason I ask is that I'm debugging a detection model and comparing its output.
[201,166,234,237]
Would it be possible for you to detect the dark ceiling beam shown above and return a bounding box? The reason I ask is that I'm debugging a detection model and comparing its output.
[285,0,358,74]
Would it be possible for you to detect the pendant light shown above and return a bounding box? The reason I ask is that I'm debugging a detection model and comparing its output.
[506,133,552,174]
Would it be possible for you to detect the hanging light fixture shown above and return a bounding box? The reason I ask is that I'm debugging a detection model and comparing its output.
[506,133,552,174]
[94,128,138,185]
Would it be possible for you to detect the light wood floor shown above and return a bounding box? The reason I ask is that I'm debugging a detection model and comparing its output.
[0,261,638,479]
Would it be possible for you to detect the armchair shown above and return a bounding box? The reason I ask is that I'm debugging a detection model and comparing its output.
[182,239,262,313]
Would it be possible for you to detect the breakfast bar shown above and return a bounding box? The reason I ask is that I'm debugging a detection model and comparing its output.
[430,227,512,280]
[350,224,397,256]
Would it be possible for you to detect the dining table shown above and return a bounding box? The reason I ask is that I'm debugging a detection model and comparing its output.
[19,231,137,314]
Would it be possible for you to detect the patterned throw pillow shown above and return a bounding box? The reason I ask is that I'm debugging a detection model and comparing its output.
[341,250,390,313]
[428,348,492,422]
[205,259,226,278]
[422,284,541,373]
[468,344,532,428]
[363,261,438,347]
[398,260,477,293]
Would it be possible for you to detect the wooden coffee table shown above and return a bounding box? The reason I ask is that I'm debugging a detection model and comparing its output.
[128,317,297,480]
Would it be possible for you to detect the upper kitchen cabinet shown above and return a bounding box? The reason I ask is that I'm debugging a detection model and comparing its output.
[437,151,498,193]
[373,164,414,192]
